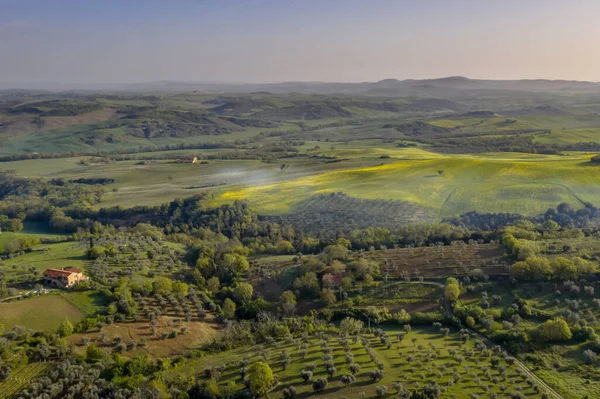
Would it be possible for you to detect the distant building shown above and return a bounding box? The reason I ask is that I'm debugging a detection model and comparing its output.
[322,273,344,288]
[42,267,88,288]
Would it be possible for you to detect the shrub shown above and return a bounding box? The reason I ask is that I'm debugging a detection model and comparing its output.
[370,369,384,381]
[301,370,313,382]
[341,374,355,386]
[312,378,328,392]
[376,385,388,397]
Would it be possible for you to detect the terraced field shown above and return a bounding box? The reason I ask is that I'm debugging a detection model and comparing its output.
[164,326,552,399]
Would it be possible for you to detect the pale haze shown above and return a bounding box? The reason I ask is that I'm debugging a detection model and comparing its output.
[2,0,600,84]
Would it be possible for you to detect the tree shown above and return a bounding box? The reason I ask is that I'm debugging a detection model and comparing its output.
[153,277,173,295]
[85,343,103,362]
[550,257,577,281]
[282,386,297,398]
[206,276,221,293]
[445,279,460,302]
[312,377,328,392]
[222,298,237,319]
[172,281,189,297]
[234,282,254,303]
[537,318,572,342]
[321,288,337,305]
[340,317,364,335]
[57,319,74,337]
[376,386,388,398]
[583,349,597,364]
[276,240,295,254]
[293,272,319,297]
[222,253,250,276]
[248,362,274,397]
[370,369,384,381]
[341,374,355,386]
[392,382,403,394]
[322,245,348,262]
[301,370,313,382]
[279,290,297,316]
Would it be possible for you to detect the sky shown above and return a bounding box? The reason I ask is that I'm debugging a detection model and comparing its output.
[1,0,600,84]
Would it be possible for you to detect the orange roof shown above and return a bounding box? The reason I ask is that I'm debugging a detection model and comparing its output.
[65,267,82,273]
[43,269,74,278]
[322,273,343,287]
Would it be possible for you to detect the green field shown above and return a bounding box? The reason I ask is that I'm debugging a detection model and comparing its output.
[2,149,599,218]
[60,291,106,316]
[3,241,88,273]
[0,295,86,331]
[216,151,600,217]
[0,222,65,253]
[165,326,551,398]
[534,128,600,144]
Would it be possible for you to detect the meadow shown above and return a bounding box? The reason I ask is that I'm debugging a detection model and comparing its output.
[1,147,597,220]
[0,295,86,331]
[216,151,600,218]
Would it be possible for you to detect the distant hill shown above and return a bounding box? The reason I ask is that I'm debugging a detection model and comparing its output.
[4,76,600,95]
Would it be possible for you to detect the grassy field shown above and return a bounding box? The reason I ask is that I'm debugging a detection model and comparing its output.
[60,291,106,316]
[2,149,598,218]
[0,295,86,331]
[216,151,600,217]
[0,222,65,253]
[3,241,88,274]
[165,326,551,398]
[534,128,600,144]
[344,281,442,313]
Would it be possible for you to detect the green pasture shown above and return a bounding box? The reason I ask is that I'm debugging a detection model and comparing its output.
[216,151,600,217]
[3,241,88,274]
[0,222,65,253]
[0,295,86,331]
[534,128,600,144]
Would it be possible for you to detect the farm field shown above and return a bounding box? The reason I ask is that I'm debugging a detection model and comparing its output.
[69,316,219,359]
[1,140,600,220]
[165,326,552,399]
[458,279,600,399]
[215,151,600,217]
[0,362,52,399]
[343,281,443,313]
[364,243,506,278]
[0,295,86,331]
[534,128,600,144]
[0,222,66,253]
[1,241,88,280]
[4,80,600,399]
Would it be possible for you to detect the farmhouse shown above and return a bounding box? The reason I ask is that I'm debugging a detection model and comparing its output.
[322,273,344,288]
[42,267,88,288]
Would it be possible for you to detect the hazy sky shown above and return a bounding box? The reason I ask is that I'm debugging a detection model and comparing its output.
[2,0,600,84]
